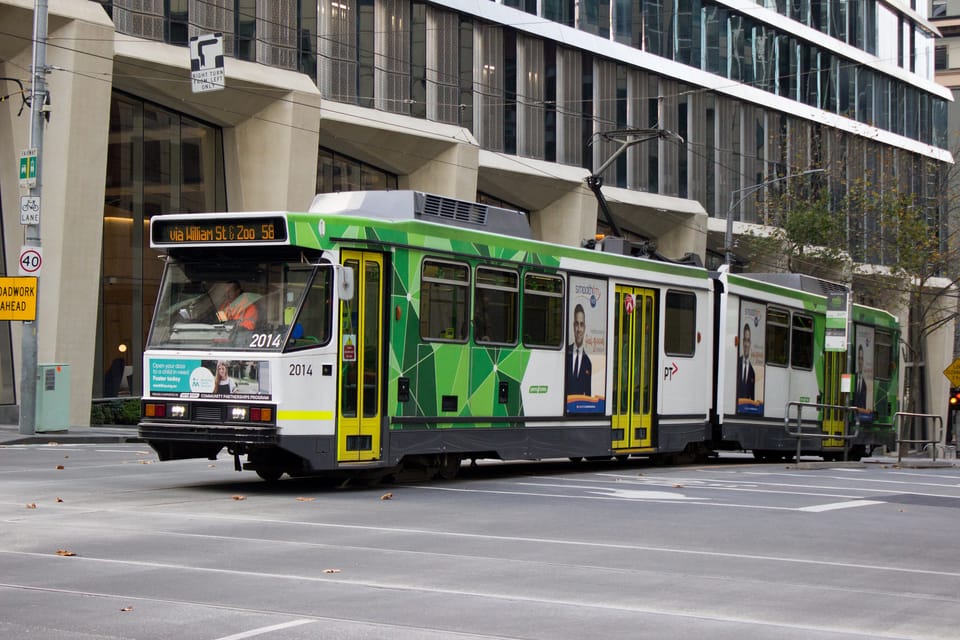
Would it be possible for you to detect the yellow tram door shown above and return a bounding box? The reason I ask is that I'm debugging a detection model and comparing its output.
[821,350,846,448]
[612,286,656,451]
[337,251,383,463]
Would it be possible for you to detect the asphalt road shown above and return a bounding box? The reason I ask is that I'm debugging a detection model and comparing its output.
[1,443,959,639]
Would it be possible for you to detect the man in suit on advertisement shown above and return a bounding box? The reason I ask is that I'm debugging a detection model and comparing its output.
[566,304,592,396]
[737,323,756,401]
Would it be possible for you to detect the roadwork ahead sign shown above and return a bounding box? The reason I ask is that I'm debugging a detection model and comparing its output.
[190,32,224,93]
[0,277,37,321]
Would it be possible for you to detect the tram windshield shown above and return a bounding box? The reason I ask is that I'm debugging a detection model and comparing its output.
[147,256,333,352]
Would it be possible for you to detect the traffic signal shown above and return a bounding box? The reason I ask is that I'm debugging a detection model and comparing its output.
[951,388,960,410]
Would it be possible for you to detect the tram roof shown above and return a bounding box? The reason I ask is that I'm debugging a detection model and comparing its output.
[308,191,533,240]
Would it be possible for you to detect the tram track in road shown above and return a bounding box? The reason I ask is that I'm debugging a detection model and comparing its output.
[3,447,960,639]
[0,582,514,640]
[0,549,955,640]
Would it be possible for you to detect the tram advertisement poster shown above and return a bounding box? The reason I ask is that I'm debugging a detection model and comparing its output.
[565,275,606,414]
[148,358,272,400]
[854,327,874,422]
[736,302,765,415]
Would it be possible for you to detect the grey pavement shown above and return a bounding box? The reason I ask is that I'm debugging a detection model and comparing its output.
[0,423,143,446]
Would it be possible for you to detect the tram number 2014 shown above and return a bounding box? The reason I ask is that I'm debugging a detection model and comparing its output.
[249,333,283,348]
[289,363,313,376]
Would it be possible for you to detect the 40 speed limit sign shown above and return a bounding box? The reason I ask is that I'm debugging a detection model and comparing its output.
[18,246,42,276]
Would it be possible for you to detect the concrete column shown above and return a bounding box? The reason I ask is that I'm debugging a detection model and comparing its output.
[225,89,321,212]
[404,142,479,201]
[529,187,598,249]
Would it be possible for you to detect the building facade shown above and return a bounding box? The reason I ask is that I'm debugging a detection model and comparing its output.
[0,0,952,424]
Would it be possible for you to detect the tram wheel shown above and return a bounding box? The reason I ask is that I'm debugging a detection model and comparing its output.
[436,454,462,480]
[255,468,284,482]
[568,456,584,463]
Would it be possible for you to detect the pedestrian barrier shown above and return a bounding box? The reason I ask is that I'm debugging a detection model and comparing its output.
[893,411,943,464]
[784,401,860,462]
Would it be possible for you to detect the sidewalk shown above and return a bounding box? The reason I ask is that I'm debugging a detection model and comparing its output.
[0,423,143,446]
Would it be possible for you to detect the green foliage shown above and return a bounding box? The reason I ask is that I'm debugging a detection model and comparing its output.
[90,398,141,425]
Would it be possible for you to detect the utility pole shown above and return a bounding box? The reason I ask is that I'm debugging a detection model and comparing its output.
[19,0,48,435]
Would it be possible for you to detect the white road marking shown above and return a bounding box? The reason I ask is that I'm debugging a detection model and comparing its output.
[797,500,886,512]
[213,619,314,640]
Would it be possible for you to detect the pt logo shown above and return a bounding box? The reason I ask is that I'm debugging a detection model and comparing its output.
[663,362,678,380]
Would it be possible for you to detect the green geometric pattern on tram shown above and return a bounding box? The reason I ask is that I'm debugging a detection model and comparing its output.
[289,214,550,428]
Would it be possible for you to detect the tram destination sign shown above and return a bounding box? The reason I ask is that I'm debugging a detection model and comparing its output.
[152,217,288,246]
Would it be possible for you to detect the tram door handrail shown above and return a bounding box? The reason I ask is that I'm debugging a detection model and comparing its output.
[893,412,944,464]
[784,401,861,463]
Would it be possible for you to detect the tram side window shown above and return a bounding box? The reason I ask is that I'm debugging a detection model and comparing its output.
[765,308,790,367]
[474,267,518,345]
[420,260,469,341]
[664,290,696,356]
[285,267,332,349]
[791,313,814,370]
[522,273,563,348]
[875,330,893,380]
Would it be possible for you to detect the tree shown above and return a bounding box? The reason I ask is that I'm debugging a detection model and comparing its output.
[743,145,960,423]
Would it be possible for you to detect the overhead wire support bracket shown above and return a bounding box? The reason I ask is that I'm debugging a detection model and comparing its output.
[586,128,685,239]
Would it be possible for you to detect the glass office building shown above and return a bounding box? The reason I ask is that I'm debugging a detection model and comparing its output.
[0,0,950,422]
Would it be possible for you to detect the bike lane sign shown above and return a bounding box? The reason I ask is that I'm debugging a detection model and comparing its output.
[20,196,40,225]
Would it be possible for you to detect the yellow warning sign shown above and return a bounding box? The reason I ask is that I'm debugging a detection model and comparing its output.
[0,276,37,321]
[944,359,960,387]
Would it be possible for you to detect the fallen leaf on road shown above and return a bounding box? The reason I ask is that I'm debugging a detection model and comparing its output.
[26,503,37,509]
[120,606,133,612]
[56,465,65,470]
[232,495,246,501]
[296,497,315,502]
[56,497,63,503]
[323,568,341,574]
[55,549,76,557]
[672,484,684,488]
[380,492,393,500]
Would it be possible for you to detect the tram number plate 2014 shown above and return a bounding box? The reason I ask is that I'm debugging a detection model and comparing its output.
[248,333,284,349]
[288,363,313,376]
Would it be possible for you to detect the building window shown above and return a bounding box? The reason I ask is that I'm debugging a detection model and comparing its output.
[316,147,398,193]
[235,0,257,61]
[935,45,948,71]
[375,0,411,113]
[99,92,225,398]
[319,0,359,102]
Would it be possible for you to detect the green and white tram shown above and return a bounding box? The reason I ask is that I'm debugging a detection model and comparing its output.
[140,190,900,479]
[140,191,716,479]
[714,271,899,461]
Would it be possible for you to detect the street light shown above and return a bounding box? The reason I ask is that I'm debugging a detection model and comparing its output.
[724,168,826,267]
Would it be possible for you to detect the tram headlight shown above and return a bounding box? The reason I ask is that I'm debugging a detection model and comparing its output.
[229,406,249,421]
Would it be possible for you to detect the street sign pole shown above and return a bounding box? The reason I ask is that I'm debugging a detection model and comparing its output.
[19,0,48,435]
